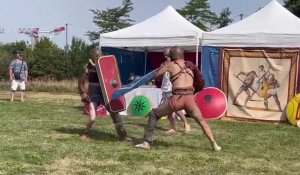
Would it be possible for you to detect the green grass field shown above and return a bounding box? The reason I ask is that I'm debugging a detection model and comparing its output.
[0,90,300,175]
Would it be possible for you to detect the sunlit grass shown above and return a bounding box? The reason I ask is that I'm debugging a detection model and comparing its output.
[0,91,299,174]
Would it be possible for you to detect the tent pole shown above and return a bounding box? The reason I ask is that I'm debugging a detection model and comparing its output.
[144,47,148,75]
[98,35,103,52]
[196,38,199,67]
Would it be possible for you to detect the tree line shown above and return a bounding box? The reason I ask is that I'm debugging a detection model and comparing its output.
[0,0,298,81]
[0,38,93,81]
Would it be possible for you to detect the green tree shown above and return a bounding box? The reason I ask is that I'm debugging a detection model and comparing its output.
[217,7,233,28]
[177,0,218,31]
[68,37,90,77]
[284,0,300,17]
[30,37,70,80]
[87,0,134,42]
[0,41,28,55]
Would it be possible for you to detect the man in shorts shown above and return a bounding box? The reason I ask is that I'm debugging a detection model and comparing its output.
[9,51,28,102]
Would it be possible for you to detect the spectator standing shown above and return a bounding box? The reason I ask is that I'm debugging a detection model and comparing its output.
[9,51,28,102]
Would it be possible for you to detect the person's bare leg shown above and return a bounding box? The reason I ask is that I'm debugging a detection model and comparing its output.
[20,90,24,102]
[194,117,221,151]
[10,91,15,102]
[81,102,96,141]
[175,110,190,133]
[166,113,176,134]
[188,107,221,151]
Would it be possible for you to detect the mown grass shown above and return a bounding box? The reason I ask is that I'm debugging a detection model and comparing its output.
[0,90,300,175]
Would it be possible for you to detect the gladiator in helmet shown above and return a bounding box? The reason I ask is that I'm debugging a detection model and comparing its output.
[170,46,184,61]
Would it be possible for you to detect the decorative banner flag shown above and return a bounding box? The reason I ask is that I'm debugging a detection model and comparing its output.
[52,26,65,35]
[19,28,39,38]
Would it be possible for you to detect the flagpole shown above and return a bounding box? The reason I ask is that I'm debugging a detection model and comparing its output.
[65,23,68,50]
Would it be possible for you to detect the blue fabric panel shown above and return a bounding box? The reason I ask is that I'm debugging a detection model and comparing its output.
[201,46,221,88]
[101,47,146,84]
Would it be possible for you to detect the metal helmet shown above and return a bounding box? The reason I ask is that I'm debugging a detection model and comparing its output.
[90,48,103,63]
[170,46,184,60]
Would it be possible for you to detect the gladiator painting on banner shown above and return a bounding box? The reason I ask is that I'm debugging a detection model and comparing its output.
[221,48,300,121]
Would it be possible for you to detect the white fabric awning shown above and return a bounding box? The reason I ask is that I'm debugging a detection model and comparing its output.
[100,6,203,47]
[202,0,300,47]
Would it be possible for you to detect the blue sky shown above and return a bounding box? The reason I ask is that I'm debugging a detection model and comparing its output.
[0,0,284,48]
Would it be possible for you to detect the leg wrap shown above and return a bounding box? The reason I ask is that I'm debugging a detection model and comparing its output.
[143,110,160,143]
[110,112,127,138]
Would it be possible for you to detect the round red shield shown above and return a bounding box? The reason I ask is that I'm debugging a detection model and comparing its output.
[195,87,227,119]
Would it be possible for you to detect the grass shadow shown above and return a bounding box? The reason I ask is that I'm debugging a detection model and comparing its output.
[72,105,84,111]
[55,127,120,142]
[0,97,11,102]
[126,121,167,132]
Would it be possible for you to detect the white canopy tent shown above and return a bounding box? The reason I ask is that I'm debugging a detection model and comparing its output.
[202,0,300,47]
[99,5,204,68]
[100,5,203,47]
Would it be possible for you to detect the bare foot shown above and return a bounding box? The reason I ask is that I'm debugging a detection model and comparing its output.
[184,124,191,133]
[10,98,14,102]
[135,141,150,150]
[212,142,221,151]
[80,134,90,141]
[165,129,176,135]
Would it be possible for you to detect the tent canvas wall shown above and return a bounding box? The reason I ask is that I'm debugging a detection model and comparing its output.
[201,0,300,121]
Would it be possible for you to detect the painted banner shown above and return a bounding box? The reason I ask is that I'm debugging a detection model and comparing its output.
[221,48,300,121]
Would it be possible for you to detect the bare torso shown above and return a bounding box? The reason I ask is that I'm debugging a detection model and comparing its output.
[156,59,194,89]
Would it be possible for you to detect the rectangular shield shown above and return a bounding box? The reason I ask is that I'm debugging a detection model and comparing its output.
[96,55,126,112]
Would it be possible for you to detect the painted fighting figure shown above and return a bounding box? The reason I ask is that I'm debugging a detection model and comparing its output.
[233,71,256,106]
[250,65,268,99]
[135,46,221,151]
[262,73,282,112]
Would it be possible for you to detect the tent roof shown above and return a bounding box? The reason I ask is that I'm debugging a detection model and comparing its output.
[202,0,300,47]
[100,5,203,47]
